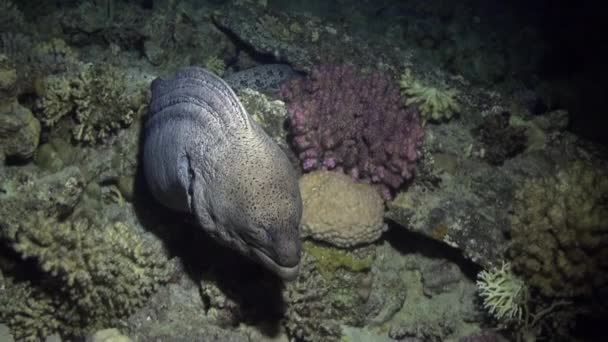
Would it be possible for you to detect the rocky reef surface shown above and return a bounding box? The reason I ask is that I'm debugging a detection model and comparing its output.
[1,0,606,341]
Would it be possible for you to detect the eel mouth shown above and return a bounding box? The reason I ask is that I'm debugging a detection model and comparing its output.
[252,248,300,281]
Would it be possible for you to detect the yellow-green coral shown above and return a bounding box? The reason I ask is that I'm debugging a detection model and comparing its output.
[399,68,460,123]
[304,241,374,280]
[202,55,226,77]
[37,63,142,144]
[0,213,169,339]
[0,279,61,342]
[509,161,608,298]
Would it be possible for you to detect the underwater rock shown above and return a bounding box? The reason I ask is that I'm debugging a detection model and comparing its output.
[421,260,465,297]
[299,170,386,248]
[386,159,512,268]
[364,243,408,325]
[213,3,405,72]
[0,54,17,102]
[283,245,373,342]
[472,111,527,165]
[34,138,75,172]
[0,100,40,163]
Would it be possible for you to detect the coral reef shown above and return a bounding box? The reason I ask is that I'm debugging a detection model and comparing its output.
[509,161,608,298]
[399,67,461,123]
[0,164,169,340]
[36,63,144,144]
[0,212,169,340]
[283,245,373,342]
[476,262,528,322]
[299,170,386,247]
[281,65,424,199]
[0,278,60,342]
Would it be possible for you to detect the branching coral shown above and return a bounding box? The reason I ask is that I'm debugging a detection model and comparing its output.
[476,262,571,342]
[36,63,143,144]
[281,65,424,199]
[0,213,170,339]
[399,68,460,123]
[477,262,528,323]
[0,279,61,342]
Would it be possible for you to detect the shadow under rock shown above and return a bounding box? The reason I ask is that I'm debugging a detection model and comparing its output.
[129,117,287,335]
[384,221,481,280]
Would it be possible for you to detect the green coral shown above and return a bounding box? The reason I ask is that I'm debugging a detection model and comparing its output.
[399,68,460,123]
[0,213,169,340]
[509,161,608,298]
[37,63,142,144]
[202,55,226,77]
[304,241,374,280]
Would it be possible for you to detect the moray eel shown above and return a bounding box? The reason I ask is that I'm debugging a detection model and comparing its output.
[143,67,302,280]
[223,64,298,93]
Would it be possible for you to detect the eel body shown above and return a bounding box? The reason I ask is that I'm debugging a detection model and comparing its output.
[143,67,302,280]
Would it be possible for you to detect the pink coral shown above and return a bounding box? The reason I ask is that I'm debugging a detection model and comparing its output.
[280,65,424,199]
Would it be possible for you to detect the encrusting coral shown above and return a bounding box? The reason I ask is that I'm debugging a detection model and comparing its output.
[509,161,608,298]
[399,67,460,123]
[36,63,144,144]
[0,212,170,340]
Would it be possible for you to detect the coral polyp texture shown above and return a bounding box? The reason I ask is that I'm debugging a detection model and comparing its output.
[399,68,460,123]
[476,262,528,323]
[280,65,424,199]
[509,161,608,298]
[36,63,143,144]
[299,170,386,248]
[0,213,170,340]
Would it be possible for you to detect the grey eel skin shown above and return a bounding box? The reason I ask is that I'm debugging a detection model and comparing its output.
[143,67,302,280]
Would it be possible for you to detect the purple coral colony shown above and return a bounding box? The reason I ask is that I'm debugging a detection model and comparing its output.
[281,65,424,199]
